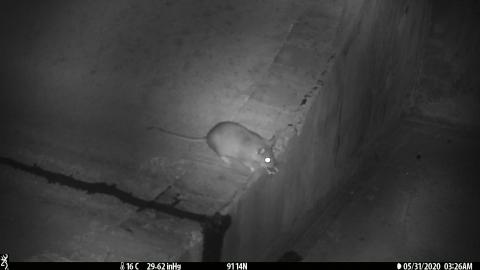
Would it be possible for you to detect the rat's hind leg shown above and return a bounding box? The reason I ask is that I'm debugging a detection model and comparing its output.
[241,161,256,172]
[220,156,255,173]
[220,156,232,166]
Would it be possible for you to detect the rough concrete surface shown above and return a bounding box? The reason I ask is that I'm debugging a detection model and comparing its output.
[0,164,202,261]
[0,0,305,215]
[295,119,480,261]
[410,0,480,127]
[222,0,431,260]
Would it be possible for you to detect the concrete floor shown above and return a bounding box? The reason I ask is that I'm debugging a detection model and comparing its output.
[0,0,318,216]
[0,162,203,261]
[293,118,480,261]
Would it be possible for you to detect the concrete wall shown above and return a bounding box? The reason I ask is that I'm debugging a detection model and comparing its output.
[222,0,431,260]
[409,0,480,128]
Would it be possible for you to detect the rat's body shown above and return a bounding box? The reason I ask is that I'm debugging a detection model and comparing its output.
[147,121,278,174]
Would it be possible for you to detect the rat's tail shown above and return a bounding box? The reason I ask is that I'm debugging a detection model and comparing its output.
[146,126,206,141]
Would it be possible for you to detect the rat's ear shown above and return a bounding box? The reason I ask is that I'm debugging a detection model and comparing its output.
[258,147,266,154]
